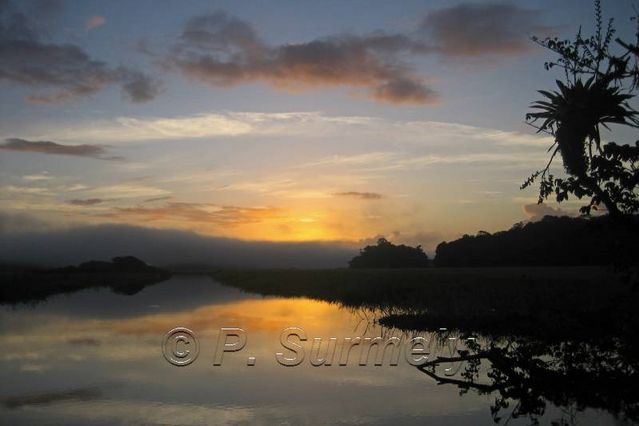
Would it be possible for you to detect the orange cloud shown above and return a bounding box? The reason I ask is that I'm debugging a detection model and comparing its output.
[102,202,285,227]
[95,201,337,241]
[81,198,400,243]
[420,3,552,57]
[168,11,438,105]
[85,15,106,30]
[167,5,550,104]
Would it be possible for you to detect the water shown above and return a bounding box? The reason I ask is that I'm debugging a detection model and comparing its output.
[0,275,624,425]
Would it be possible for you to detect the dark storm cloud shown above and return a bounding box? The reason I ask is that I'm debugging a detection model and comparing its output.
[0,0,160,103]
[333,191,384,200]
[421,2,551,57]
[0,138,122,160]
[167,11,437,105]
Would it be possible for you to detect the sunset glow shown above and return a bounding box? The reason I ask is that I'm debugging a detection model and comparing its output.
[1,0,634,254]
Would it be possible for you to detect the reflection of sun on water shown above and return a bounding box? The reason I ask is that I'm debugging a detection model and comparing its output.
[103,298,353,336]
[2,276,618,426]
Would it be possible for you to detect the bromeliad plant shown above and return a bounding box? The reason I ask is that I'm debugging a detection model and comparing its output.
[522,1,639,218]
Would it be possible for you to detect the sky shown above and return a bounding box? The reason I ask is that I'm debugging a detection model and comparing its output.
[0,0,637,261]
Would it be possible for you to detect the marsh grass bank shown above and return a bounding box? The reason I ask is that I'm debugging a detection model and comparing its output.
[211,267,638,338]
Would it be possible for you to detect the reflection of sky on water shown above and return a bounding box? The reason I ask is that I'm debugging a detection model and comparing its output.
[0,276,619,425]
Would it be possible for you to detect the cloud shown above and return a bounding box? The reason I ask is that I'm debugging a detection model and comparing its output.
[113,112,253,140]
[333,191,383,200]
[0,1,159,103]
[420,3,551,57]
[118,70,162,103]
[20,111,367,143]
[396,152,547,168]
[165,5,551,103]
[144,196,173,203]
[0,211,56,234]
[522,203,568,221]
[0,2,550,105]
[68,198,106,206]
[85,183,169,199]
[167,11,437,105]
[0,221,357,268]
[412,120,553,146]
[298,151,397,168]
[12,110,551,146]
[85,15,105,30]
[372,77,437,104]
[0,185,50,195]
[0,138,121,160]
[299,149,547,172]
[101,202,285,227]
[22,173,52,181]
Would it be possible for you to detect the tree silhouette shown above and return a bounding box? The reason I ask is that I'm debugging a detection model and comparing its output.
[522,0,639,218]
[349,238,429,268]
[434,215,638,267]
[418,334,639,425]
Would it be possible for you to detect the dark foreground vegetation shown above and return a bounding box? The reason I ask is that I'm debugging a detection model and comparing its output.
[211,266,636,339]
[0,256,171,304]
[212,266,639,424]
[435,215,639,267]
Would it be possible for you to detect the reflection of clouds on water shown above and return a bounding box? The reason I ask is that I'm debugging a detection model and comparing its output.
[4,399,254,426]
[66,337,101,347]
[2,387,102,409]
[0,275,622,426]
[1,386,490,426]
[0,275,261,320]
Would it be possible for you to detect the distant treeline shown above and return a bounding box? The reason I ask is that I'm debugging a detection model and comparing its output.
[349,238,429,268]
[0,256,171,304]
[434,215,638,267]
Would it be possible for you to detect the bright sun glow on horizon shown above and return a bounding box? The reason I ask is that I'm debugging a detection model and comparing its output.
[1,0,635,254]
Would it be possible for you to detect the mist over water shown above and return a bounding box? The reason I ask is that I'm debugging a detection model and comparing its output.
[0,224,357,268]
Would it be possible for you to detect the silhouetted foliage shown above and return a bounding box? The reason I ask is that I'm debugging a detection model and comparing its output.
[0,256,171,304]
[348,238,429,268]
[418,331,639,425]
[523,0,639,218]
[214,267,639,424]
[434,215,639,267]
[214,267,632,338]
